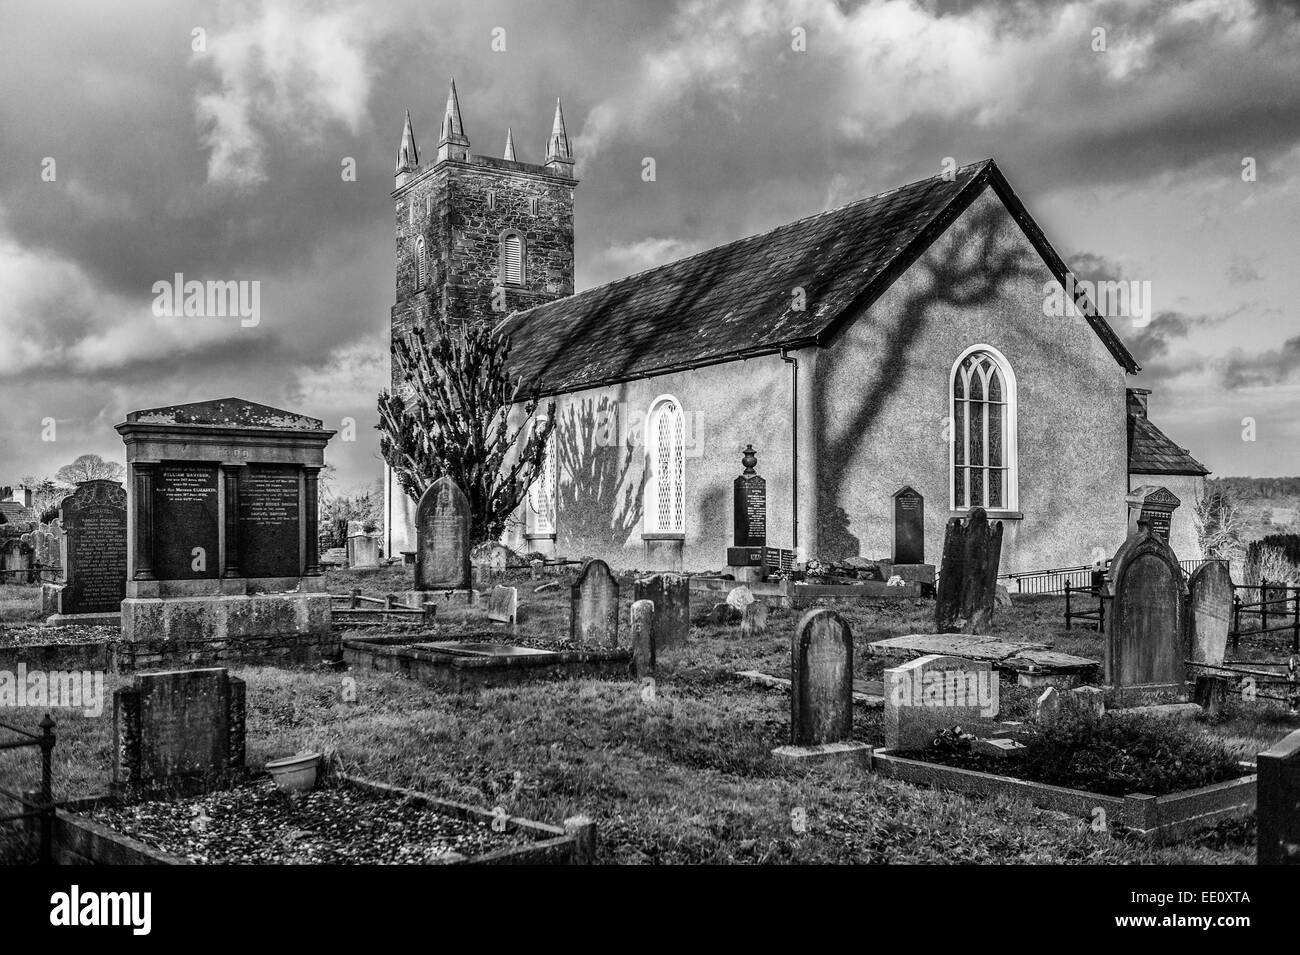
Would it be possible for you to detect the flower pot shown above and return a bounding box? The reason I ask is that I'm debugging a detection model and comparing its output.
[265,752,322,793]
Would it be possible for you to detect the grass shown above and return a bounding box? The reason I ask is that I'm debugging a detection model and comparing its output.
[0,565,1295,864]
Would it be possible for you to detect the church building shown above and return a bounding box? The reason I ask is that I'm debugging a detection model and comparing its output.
[384,81,1208,575]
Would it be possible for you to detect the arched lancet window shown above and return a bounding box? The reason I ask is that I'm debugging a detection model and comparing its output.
[951,346,1017,511]
[501,231,524,286]
[415,235,428,289]
[644,396,686,534]
[527,426,557,536]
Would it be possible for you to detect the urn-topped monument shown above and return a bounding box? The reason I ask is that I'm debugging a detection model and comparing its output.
[115,398,335,643]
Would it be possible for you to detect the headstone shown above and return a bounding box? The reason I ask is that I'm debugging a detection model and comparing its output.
[995,584,1013,609]
[1257,727,1300,865]
[892,486,925,564]
[347,534,379,569]
[1033,686,1060,722]
[571,559,619,646]
[1125,485,1181,543]
[487,585,518,625]
[934,507,1004,634]
[415,476,470,590]
[1071,685,1106,717]
[884,654,999,751]
[55,480,127,616]
[530,558,544,580]
[726,585,755,613]
[733,445,766,547]
[741,600,768,638]
[790,609,854,746]
[1104,528,1188,691]
[113,667,246,795]
[633,573,690,650]
[1187,560,1232,667]
[630,599,655,677]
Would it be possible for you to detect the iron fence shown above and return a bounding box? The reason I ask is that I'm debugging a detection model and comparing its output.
[0,714,55,865]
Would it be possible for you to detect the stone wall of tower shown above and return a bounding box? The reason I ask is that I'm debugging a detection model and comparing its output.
[390,155,575,392]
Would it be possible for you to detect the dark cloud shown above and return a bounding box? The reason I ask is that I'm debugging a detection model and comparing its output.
[1223,336,1300,390]
[2,0,1299,485]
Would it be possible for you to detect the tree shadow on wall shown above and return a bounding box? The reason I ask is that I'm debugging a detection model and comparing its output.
[815,200,1040,560]
[554,395,648,554]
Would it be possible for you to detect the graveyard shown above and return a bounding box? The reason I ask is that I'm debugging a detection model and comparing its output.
[2,534,1296,863]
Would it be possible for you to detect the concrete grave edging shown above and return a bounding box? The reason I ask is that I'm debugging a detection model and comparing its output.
[869,749,1256,843]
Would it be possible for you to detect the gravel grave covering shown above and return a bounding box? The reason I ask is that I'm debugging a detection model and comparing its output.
[0,624,116,646]
[86,777,543,864]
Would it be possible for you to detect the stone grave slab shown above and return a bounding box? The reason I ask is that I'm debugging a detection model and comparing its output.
[415,641,555,658]
[883,654,999,751]
[113,667,245,795]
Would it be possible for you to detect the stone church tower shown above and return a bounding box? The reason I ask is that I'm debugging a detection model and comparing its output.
[384,79,578,555]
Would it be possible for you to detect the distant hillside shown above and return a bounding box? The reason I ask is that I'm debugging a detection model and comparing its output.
[1208,476,1300,543]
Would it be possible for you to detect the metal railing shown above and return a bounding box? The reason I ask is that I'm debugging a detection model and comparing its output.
[1003,557,1212,596]
[1231,578,1300,653]
[1063,580,1106,632]
[0,714,55,865]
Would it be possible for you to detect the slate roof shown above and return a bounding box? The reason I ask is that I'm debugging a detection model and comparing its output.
[498,159,1140,396]
[1128,414,1210,475]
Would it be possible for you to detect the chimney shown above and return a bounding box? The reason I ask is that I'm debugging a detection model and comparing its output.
[1126,388,1150,418]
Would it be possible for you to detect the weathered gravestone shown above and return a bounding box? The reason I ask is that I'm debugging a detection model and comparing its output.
[883,654,999,751]
[774,609,871,764]
[1188,560,1232,667]
[415,476,470,590]
[347,534,379,569]
[633,573,690,650]
[935,507,1004,634]
[1104,526,1188,692]
[790,609,853,745]
[630,599,655,677]
[1257,727,1300,865]
[571,559,619,646]
[741,601,768,638]
[486,585,518,626]
[45,481,127,621]
[113,667,246,795]
[893,486,925,565]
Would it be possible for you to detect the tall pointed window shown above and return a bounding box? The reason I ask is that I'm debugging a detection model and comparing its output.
[644,396,686,534]
[415,236,428,289]
[501,231,525,286]
[527,427,557,536]
[951,346,1017,511]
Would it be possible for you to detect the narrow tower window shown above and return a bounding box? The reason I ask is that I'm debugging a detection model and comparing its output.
[415,235,428,290]
[501,232,524,286]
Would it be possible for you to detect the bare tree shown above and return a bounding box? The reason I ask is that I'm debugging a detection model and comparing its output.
[378,323,555,544]
[54,454,125,486]
[1193,487,1244,560]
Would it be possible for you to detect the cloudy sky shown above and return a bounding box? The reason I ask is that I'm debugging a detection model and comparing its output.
[1,0,1298,494]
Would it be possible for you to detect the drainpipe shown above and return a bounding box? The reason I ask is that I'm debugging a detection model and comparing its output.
[780,348,799,551]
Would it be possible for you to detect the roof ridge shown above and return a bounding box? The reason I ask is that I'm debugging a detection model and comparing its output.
[500,159,994,331]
